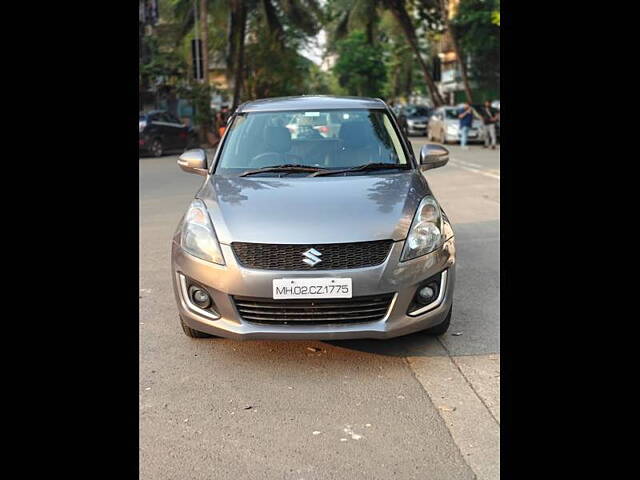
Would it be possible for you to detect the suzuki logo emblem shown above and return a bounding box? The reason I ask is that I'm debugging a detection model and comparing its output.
[302,248,322,266]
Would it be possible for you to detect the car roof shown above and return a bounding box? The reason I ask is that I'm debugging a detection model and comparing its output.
[236,96,387,113]
[140,110,166,116]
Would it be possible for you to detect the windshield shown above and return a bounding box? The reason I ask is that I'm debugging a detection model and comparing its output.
[406,107,430,117]
[215,109,408,176]
[444,109,460,120]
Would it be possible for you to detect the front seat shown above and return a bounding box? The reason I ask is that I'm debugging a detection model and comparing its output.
[249,126,293,168]
[335,121,379,167]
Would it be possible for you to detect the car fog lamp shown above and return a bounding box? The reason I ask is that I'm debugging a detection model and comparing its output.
[189,286,212,309]
[418,285,436,304]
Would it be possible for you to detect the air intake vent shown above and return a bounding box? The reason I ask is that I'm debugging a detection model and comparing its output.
[233,293,395,325]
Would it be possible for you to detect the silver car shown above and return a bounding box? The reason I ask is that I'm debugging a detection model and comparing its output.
[171,96,456,340]
[427,106,483,144]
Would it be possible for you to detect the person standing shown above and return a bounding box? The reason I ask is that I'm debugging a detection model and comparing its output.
[480,100,499,149]
[207,108,221,147]
[218,105,230,137]
[458,102,473,150]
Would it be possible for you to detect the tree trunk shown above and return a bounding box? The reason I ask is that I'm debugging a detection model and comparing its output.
[383,0,444,107]
[230,0,246,110]
[440,0,473,103]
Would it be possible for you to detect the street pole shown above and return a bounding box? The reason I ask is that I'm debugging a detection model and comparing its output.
[198,0,211,145]
[200,0,209,86]
[193,0,201,82]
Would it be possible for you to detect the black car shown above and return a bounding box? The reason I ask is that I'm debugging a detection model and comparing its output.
[397,105,432,137]
[139,110,196,157]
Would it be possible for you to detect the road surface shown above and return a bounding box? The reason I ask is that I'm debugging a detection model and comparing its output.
[139,139,500,479]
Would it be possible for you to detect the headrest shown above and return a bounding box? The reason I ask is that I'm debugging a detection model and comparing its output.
[264,126,291,153]
[339,121,373,148]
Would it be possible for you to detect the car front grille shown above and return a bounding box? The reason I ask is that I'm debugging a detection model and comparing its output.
[231,240,393,271]
[233,293,395,325]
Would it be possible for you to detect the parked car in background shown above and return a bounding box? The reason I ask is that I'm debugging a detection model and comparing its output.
[139,110,197,157]
[397,105,432,137]
[428,106,483,144]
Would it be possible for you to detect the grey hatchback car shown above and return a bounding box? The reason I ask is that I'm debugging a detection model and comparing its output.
[171,96,456,340]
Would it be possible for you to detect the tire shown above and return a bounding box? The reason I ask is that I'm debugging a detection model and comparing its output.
[423,306,452,336]
[150,138,163,157]
[179,315,214,338]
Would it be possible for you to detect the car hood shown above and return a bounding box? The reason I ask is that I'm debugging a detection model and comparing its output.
[198,171,429,244]
[408,116,428,122]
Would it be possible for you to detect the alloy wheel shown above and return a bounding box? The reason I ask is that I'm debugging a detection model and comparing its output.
[151,139,163,157]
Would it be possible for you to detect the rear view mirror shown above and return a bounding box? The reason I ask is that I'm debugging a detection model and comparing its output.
[419,144,449,171]
[177,149,208,176]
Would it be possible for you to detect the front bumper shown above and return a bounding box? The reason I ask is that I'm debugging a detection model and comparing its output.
[171,235,456,340]
[407,125,428,135]
[447,129,483,142]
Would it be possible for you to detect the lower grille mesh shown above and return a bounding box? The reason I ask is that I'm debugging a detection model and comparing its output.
[233,293,395,325]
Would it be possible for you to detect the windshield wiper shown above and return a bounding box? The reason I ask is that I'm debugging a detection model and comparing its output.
[311,163,408,177]
[239,164,329,177]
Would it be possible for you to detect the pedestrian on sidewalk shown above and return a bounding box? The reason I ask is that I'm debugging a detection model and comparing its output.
[217,105,230,138]
[480,100,499,149]
[207,111,221,148]
[458,102,473,150]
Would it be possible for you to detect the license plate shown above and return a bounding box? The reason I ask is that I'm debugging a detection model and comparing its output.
[468,131,478,137]
[273,278,353,299]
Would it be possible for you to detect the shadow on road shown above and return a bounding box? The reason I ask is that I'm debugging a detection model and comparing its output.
[324,330,446,357]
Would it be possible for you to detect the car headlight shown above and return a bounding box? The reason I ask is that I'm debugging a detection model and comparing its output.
[401,196,443,262]
[180,199,225,265]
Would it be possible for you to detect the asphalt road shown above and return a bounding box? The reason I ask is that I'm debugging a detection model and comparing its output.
[139,139,500,480]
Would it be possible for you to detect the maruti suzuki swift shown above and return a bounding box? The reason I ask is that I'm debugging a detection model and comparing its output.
[171,96,456,340]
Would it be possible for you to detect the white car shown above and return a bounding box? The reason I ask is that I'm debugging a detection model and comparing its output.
[427,106,484,144]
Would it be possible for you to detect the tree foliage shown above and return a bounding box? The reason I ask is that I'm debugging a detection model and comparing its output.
[453,0,500,93]
[244,30,310,98]
[333,31,387,97]
[141,0,500,111]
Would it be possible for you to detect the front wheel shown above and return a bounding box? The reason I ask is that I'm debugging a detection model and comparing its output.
[179,315,215,338]
[423,306,452,336]
[150,138,163,157]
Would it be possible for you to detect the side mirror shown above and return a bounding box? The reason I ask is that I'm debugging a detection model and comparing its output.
[177,149,208,176]
[419,144,449,171]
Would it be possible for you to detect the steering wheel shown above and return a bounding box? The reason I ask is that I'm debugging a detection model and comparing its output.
[249,151,304,167]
